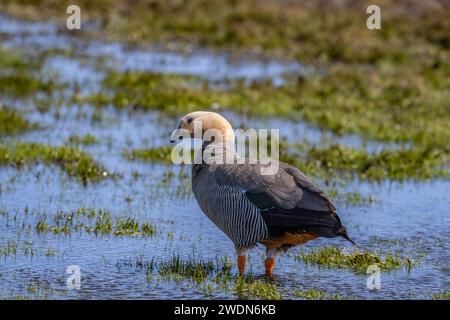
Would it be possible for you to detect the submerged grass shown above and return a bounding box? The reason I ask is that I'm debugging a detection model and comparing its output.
[0,239,56,259]
[0,240,18,257]
[234,277,281,300]
[156,255,233,284]
[139,254,349,299]
[290,144,449,181]
[296,247,414,274]
[34,208,157,237]
[0,142,108,184]
[87,68,450,150]
[140,254,281,299]
[123,145,196,166]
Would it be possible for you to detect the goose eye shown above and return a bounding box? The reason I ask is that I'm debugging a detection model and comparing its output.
[187,117,193,123]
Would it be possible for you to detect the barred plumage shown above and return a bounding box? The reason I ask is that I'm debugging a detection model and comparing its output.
[192,162,269,248]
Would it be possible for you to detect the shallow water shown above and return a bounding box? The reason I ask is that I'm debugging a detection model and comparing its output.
[0,15,448,300]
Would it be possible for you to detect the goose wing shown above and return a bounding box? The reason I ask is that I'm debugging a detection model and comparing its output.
[213,161,353,242]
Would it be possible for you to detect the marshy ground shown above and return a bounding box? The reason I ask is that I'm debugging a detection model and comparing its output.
[0,1,449,299]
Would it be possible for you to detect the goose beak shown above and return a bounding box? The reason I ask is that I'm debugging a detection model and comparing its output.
[170,136,183,143]
[170,129,183,143]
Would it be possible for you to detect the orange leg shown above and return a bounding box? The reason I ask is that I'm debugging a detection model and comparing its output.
[265,258,275,276]
[237,255,246,275]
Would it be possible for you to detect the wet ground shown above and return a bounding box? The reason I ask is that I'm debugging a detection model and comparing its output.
[0,15,448,299]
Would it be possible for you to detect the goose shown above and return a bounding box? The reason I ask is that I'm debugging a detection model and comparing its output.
[170,111,354,276]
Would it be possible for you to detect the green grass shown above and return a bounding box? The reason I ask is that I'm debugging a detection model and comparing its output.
[122,141,448,181]
[22,279,66,299]
[123,145,175,163]
[114,218,140,236]
[0,238,58,259]
[157,255,233,284]
[141,222,157,236]
[291,144,449,181]
[0,240,18,257]
[296,247,414,273]
[327,190,376,206]
[234,277,281,300]
[34,208,157,237]
[141,254,282,299]
[433,291,450,300]
[0,143,108,184]
[0,107,35,136]
[123,145,197,167]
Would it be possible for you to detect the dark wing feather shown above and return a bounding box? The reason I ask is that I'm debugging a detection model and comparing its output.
[213,161,333,212]
[213,161,353,243]
[213,161,302,209]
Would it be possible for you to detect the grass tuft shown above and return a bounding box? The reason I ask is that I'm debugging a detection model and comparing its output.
[33,208,157,237]
[433,291,450,300]
[67,134,98,145]
[296,247,414,273]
